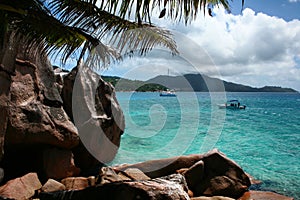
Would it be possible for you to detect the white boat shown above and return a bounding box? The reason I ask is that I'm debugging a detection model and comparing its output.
[159,90,176,97]
[218,100,246,109]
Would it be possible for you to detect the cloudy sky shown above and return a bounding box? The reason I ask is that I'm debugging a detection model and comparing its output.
[101,0,300,91]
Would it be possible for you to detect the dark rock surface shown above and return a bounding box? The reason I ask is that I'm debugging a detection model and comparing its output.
[114,149,251,199]
[39,175,190,200]
[113,153,203,178]
[193,149,251,198]
[6,58,79,149]
[1,48,79,181]
[0,151,294,200]
[62,66,125,172]
[0,38,124,181]
[43,148,80,180]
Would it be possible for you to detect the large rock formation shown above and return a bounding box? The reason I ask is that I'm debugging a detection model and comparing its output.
[1,43,80,180]
[39,174,190,200]
[0,151,294,200]
[61,66,125,172]
[114,149,251,199]
[0,36,124,181]
[6,58,79,149]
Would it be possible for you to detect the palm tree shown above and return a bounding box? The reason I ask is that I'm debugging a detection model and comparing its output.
[0,0,242,70]
[0,0,243,162]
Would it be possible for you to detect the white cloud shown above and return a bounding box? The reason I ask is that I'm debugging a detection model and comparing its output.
[289,0,300,3]
[103,7,300,91]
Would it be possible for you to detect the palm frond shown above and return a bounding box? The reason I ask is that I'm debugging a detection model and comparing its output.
[101,0,231,23]
[46,0,179,66]
[1,0,240,69]
[111,26,178,56]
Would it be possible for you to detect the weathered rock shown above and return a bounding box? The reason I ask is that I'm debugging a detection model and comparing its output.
[98,167,123,185]
[113,153,204,178]
[53,66,69,94]
[114,149,250,199]
[158,173,189,194]
[0,97,8,163]
[0,172,42,200]
[5,58,79,149]
[189,149,251,198]
[62,66,125,172]
[61,177,91,191]
[43,148,80,180]
[41,179,66,193]
[0,37,125,181]
[0,31,20,162]
[88,176,96,187]
[39,177,189,200]
[117,172,132,181]
[183,160,205,193]
[238,191,294,200]
[0,168,4,184]
[123,168,151,181]
[177,168,189,174]
[61,176,95,191]
[192,196,234,200]
[203,176,244,197]
[0,42,80,180]
[246,173,262,185]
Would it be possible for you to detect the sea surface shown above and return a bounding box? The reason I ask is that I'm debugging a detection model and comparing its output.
[110,92,300,199]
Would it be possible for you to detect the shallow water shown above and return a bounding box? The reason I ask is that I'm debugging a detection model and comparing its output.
[111,92,300,198]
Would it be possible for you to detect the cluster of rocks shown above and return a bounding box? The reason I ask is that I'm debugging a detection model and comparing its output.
[0,149,294,200]
[0,39,124,183]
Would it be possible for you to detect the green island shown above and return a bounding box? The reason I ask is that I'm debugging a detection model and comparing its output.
[102,76,168,92]
[103,74,298,92]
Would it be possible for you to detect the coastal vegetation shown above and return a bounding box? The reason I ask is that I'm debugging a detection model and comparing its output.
[103,74,298,92]
[102,76,168,92]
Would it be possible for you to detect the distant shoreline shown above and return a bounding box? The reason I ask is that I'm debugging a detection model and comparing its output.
[102,74,298,93]
[115,91,299,93]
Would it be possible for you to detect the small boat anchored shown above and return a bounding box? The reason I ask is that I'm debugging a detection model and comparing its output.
[218,100,246,109]
[159,90,176,97]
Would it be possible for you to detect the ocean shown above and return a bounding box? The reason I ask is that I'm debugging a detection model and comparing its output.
[110,92,300,199]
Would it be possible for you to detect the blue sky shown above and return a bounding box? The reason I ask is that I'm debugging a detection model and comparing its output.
[99,0,300,91]
[230,0,300,21]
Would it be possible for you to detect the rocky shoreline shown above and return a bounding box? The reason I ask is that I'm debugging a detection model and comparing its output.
[0,149,294,200]
[0,43,294,199]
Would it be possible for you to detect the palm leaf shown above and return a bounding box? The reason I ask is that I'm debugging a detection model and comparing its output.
[1,0,240,68]
[47,0,178,67]
[101,0,231,23]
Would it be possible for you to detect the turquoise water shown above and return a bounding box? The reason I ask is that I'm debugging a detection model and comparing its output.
[111,92,300,198]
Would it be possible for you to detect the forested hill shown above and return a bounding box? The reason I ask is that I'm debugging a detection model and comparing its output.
[146,74,298,92]
[101,76,167,92]
[102,74,297,92]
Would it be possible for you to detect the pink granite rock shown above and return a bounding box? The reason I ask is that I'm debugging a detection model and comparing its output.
[41,179,66,193]
[238,191,294,200]
[0,172,42,199]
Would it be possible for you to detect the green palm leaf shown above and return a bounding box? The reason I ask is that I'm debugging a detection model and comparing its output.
[0,0,239,68]
[101,0,231,23]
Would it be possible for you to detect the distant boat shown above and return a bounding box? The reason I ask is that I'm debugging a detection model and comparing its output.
[159,90,176,97]
[218,100,246,109]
